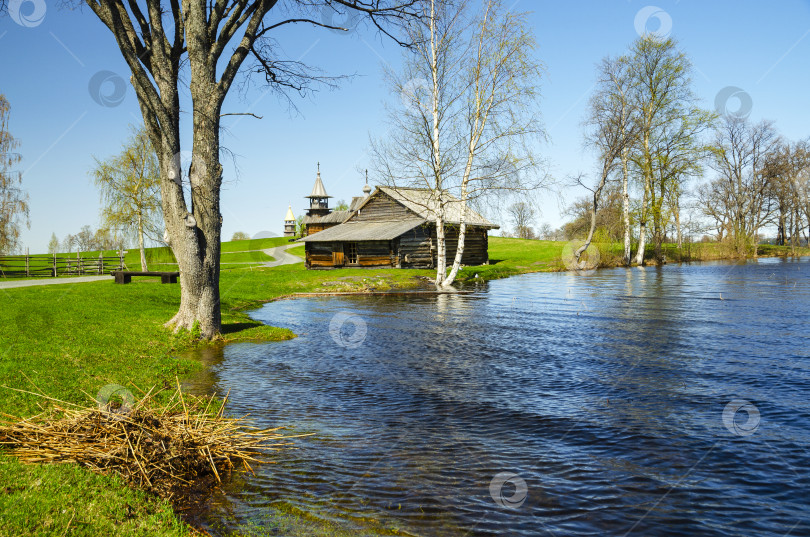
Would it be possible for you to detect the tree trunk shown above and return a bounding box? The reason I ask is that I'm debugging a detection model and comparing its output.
[634,120,652,266]
[674,198,682,249]
[434,211,447,286]
[622,149,632,265]
[635,222,647,265]
[137,212,147,271]
[161,6,224,339]
[443,221,466,286]
[577,161,610,269]
[444,154,473,286]
[635,172,650,265]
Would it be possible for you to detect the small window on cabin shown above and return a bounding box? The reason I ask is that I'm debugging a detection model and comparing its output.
[346,242,358,264]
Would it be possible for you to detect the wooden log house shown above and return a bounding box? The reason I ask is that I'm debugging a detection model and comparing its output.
[300,186,498,269]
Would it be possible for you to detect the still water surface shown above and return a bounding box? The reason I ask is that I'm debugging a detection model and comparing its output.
[188,259,810,536]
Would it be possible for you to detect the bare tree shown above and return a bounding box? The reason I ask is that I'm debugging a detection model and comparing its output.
[231,231,250,241]
[0,94,29,255]
[762,139,810,251]
[61,234,77,254]
[76,225,96,252]
[372,0,544,287]
[77,1,417,338]
[508,201,536,239]
[92,126,162,271]
[702,116,780,256]
[578,55,637,266]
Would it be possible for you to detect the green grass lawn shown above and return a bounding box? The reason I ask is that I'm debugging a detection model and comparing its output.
[0,237,295,280]
[286,244,305,258]
[1,235,806,536]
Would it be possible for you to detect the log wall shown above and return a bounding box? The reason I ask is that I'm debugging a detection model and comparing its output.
[399,224,489,268]
[352,192,415,222]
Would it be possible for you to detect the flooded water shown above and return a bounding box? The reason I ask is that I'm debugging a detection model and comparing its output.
[186,258,810,536]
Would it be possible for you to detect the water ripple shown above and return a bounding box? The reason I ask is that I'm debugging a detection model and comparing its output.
[186,258,810,536]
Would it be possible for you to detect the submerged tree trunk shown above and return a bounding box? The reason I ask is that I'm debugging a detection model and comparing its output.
[622,150,632,265]
[634,125,652,266]
[635,175,650,265]
[443,182,469,286]
[635,222,647,265]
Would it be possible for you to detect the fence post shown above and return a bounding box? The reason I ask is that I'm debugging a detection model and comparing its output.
[98,252,103,274]
[25,248,29,277]
[53,254,57,277]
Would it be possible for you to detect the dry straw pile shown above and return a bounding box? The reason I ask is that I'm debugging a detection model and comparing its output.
[0,380,294,503]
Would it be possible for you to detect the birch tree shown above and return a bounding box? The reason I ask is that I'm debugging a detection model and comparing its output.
[626,35,711,265]
[77,0,416,338]
[373,0,544,287]
[579,56,637,267]
[92,127,162,271]
[373,0,465,286]
[47,233,60,254]
[0,94,29,255]
[443,0,544,286]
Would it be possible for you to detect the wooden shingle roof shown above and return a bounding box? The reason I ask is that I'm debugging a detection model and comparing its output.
[374,187,498,229]
[299,219,425,242]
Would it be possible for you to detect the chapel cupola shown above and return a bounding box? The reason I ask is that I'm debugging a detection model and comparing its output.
[305,163,332,217]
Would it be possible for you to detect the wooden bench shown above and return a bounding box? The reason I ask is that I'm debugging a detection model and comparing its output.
[112,271,180,284]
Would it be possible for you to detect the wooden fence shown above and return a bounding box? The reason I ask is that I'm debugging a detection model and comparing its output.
[0,251,127,278]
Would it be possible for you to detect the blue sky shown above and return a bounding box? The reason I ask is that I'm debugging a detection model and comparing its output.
[1,0,809,252]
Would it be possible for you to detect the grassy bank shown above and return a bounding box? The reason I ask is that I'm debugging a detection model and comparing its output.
[1,235,804,536]
[0,239,445,535]
[584,239,810,267]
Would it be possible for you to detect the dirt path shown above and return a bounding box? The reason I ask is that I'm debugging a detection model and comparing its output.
[0,275,113,289]
[262,243,303,267]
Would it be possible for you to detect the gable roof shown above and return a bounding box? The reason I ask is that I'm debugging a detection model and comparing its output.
[370,187,498,229]
[299,218,424,242]
[302,211,352,225]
